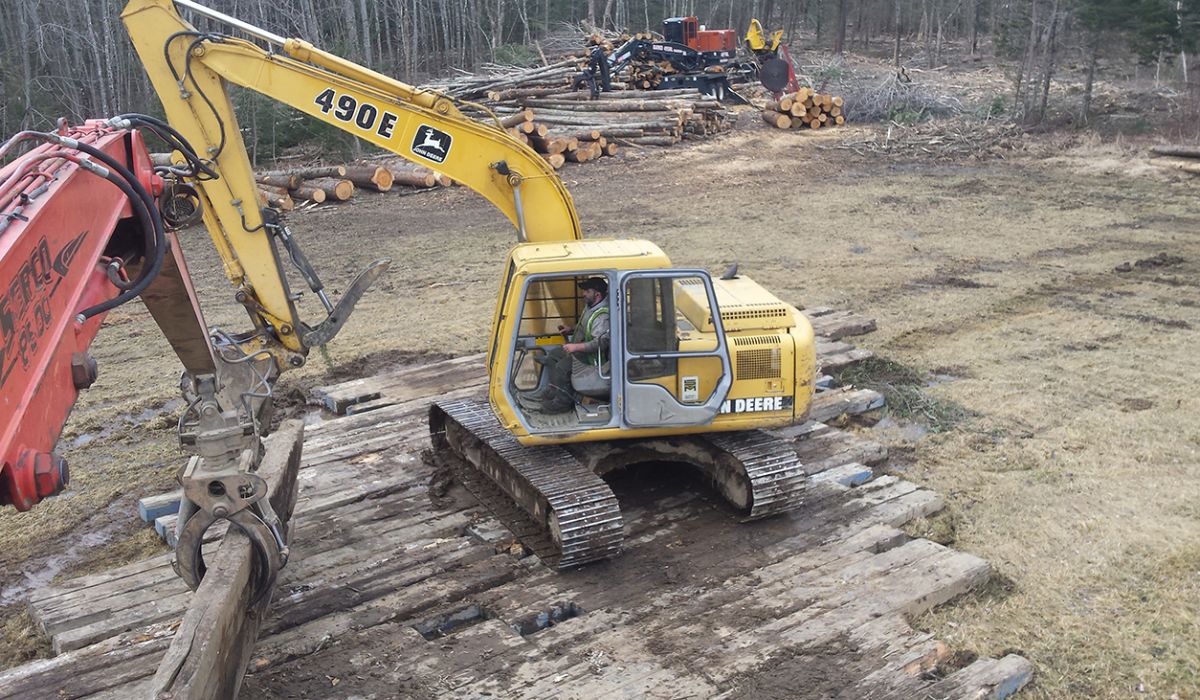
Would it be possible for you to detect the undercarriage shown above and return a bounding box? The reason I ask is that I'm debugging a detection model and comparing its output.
[430,397,808,568]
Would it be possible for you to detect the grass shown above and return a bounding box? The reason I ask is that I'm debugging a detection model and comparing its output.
[833,356,973,433]
[0,608,50,669]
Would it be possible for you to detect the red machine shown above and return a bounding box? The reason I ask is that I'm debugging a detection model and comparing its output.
[0,122,163,510]
[662,16,737,52]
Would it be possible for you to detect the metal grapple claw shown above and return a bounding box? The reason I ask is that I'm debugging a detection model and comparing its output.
[172,450,288,606]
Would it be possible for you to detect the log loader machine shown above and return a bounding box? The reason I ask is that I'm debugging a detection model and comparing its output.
[0,0,817,599]
[577,16,798,102]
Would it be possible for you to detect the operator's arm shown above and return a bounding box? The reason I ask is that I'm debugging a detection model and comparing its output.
[564,310,609,355]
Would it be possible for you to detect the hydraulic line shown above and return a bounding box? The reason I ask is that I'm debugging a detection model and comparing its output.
[69,137,167,319]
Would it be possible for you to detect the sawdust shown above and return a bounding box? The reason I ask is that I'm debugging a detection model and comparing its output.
[2,119,1198,697]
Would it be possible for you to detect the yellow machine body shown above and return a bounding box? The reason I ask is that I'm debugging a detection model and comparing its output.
[745,18,784,54]
[486,240,816,445]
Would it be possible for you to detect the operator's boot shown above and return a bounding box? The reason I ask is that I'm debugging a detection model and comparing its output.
[517,383,575,413]
[519,350,570,406]
[538,384,576,413]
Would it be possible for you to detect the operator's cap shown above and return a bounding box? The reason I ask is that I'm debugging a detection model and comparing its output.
[577,277,608,294]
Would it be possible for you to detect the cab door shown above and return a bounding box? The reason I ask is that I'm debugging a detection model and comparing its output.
[619,270,732,428]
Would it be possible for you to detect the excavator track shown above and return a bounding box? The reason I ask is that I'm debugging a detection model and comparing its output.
[701,430,807,520]
[430,399,624,569]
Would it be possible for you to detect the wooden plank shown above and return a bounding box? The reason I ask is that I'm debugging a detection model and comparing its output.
[138,492,181,522]
[924,654,1035,699]
[149,419,305,700]
[4,344,1037,699]
[807,309,878,340]
[810,387,886,423]
[246,555,519,671]
[819,348,875,373]
[344,397,398,415]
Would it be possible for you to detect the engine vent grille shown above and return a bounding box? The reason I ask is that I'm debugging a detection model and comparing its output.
[736,348,781,380]
[723,304,793,321]
[733,334,780,347]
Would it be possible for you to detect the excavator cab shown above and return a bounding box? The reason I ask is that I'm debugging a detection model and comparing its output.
[491,242,733,443]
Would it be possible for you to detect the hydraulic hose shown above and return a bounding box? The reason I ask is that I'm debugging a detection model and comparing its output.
[68,139,167,320]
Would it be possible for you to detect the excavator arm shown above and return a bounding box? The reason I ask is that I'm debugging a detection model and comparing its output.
[122,0,580,365]
[113,0,586,600]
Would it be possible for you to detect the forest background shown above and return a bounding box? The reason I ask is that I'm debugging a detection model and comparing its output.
[3,0,1200,161]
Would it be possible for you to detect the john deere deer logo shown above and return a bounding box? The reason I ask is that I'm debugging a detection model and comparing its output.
[412,125,452,163]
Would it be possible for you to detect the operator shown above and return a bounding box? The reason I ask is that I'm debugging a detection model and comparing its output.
[519,277,611,413]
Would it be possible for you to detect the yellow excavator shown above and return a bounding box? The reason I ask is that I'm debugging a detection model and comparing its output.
[4,0,818,595]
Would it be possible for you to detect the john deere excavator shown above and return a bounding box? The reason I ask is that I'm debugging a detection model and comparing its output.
[1,0,816,599]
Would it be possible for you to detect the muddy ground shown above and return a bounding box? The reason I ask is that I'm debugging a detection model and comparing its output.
[2,116,1198,698]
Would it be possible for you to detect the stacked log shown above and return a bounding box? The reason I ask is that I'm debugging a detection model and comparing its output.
[256,184,295,211]
[422,59,734,151]
[761,88,847,130]
[245,157,460,210]
[477,88,730,163]
[343,165,393,192]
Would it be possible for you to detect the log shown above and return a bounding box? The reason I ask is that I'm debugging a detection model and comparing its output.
[499,110,534,127]
[1150,156,1200,174]
[1149,145,1200,159]
[305,178,354,201]
[584,126,656,138]
[564,145,592,163]
[345,165,394,192]
[603,142,619,157]
[527,134,569,155]
[289,184,327,204]
[541,153,566,169]
[388,168,437,188]
[258,189,294,212]
[555,129,602,141]
[272,165,346,179]
[762,110,791,129]
[616,135,678,147]
[148,421,304,700]
[256,174,301,190]
[767,96,794,112]
[521,100,692,113]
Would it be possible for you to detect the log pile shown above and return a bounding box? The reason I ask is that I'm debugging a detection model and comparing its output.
[423,59,734,153]
[481,96,702,167]
[482,89,732,163]
[761,87,847,130]
[252,162,453,209]
[1148,144,1200,175]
